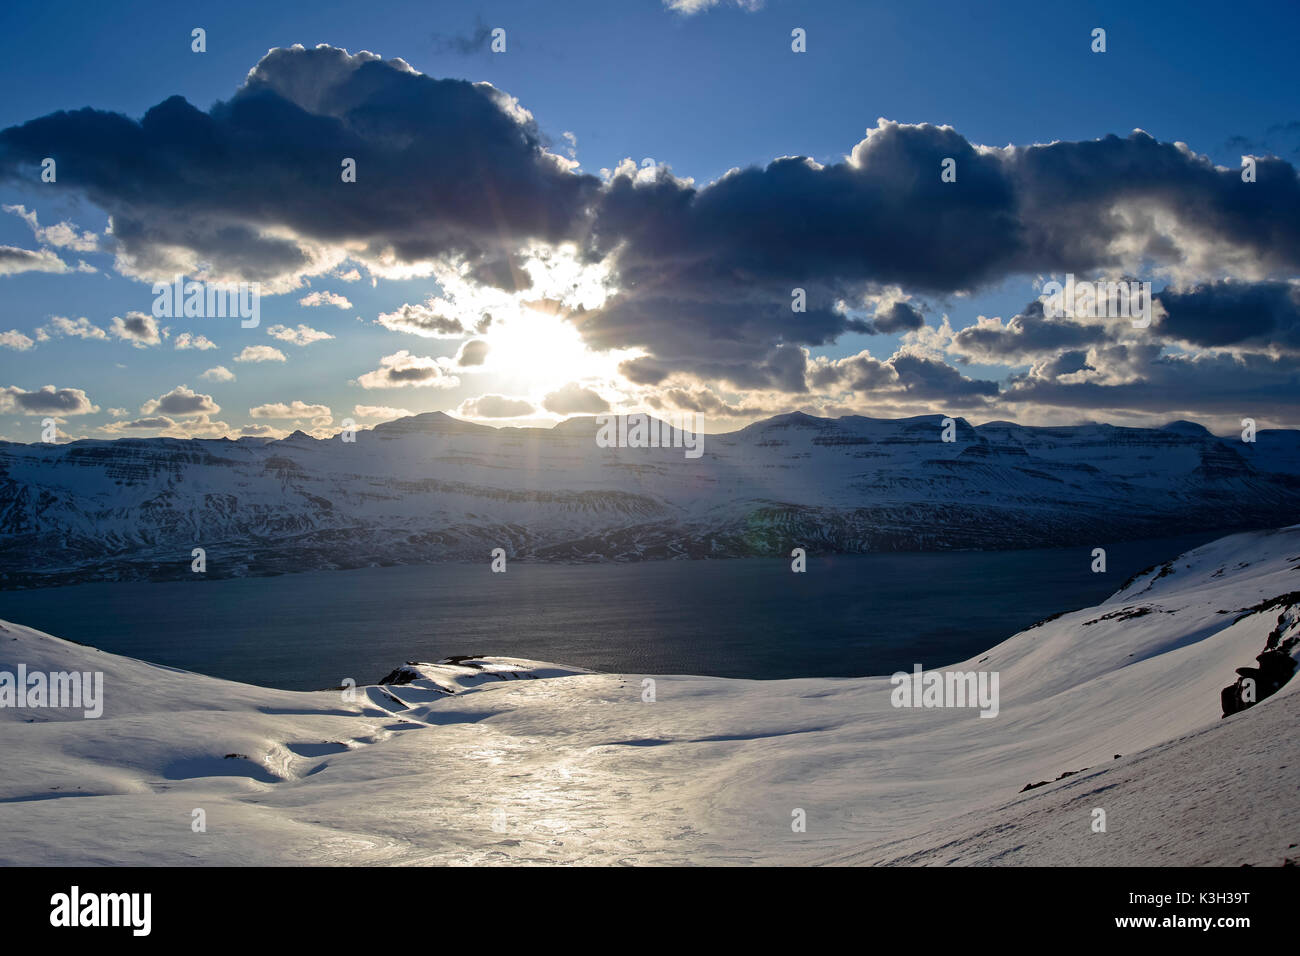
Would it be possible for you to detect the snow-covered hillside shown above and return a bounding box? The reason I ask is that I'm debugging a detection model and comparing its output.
[3,411,1299,586]
[1,526,1296,865]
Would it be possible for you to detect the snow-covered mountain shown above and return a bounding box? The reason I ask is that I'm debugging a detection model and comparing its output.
[1,525,1296,865]
[3,411,1300,586]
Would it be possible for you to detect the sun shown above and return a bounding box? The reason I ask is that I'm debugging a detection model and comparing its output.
[482,305,628,397]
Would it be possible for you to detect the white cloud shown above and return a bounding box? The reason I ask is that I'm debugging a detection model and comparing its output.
[266,323,334,346]
[663,0,764,16]
[375,300,467,338]
[299,290,352,309]
[543,382,611,415]
[175,332,218,350]
[46,316,107,341]
[235,345,287,363]
[356,350,460,389]
[140,385,220,416]
[0,330,35,350]
[0,245,71,276]
[239,423,290,439]
[353,404,413,419]
[249,400,332,422]
[458,394,537,418]
[3,204,99,251]
[200,365,236,382]
[101,413,233,439]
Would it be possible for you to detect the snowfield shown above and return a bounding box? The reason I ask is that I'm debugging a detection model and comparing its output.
[1,526,1297,866]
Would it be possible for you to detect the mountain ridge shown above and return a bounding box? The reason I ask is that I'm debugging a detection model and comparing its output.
[2,411,1299,587]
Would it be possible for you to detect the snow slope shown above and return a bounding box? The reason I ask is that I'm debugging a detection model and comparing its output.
[4,411,1299,586]
[0,526,1296,865]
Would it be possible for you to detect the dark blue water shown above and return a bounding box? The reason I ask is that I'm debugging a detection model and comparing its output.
[0,534,1217,690]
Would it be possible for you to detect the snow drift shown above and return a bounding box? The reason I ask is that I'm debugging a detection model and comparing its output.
[0,525,1297,865]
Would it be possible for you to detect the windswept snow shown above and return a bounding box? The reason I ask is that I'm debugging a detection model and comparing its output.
[0,526,1297,865]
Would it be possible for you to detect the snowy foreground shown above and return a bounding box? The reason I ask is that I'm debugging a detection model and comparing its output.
[1,527,1298,866]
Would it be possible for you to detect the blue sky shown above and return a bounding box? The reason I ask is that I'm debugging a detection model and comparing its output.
[1,0,1298,441]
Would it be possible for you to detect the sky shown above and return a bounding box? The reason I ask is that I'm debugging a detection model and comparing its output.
[0,0,1297,442]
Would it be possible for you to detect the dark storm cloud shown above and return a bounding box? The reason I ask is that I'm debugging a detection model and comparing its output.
[872,301,925,334]
[579,123,1299,388]
[1002,349,1300,418]
[1155,280,1300,350]
[4,48,1299,398]
[889,353,999,400]
[0,45,599,285]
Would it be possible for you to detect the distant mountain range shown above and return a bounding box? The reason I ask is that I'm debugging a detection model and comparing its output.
[2,411,1299,587]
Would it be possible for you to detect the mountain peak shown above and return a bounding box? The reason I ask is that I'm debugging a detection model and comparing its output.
[372,411,488,438]
[1161,420,1212,437]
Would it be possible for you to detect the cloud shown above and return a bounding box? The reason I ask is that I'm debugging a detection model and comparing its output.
[454,339,489,366]
[266,323,334,345]
[0,245,71,276]
[110,311,163,347]
[353,404,412,419]
[101,413,232,438]
[468,254,533,292]
[141,385,220,416]
[375,300,467,337]
[948,300,1110,366]
[238,423,289,438]
[235,345,287,362]
[664,0,764,15]
[249,400,332,421]
[6,48,1299,418]
[200,365,235,381]
[0,385,99,415]
[3,204,98,251]
[0,45,598,289]
[580,121,1300,388]
[542,382,611,415]
[872,301,926,334]
[0,330,34,350]
[1154,280,1300,351]
[299,290,352,309]
[45,316,108,340]
[458,394,536,418]
[356,350,460,389]
[430,19,495,54]
[175,332,218,350]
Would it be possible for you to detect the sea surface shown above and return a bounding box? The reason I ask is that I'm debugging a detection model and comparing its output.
[0,533,1219,690]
